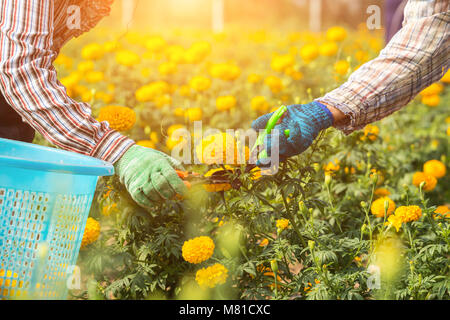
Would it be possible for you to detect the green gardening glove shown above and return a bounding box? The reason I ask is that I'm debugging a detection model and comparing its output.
[114,145,187,209]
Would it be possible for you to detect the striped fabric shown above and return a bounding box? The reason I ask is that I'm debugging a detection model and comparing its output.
[0,0,134,164]
[318,0,450,135]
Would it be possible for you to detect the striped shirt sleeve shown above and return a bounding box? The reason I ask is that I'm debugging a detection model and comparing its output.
[0,0,135,163]
[318,0,450,135]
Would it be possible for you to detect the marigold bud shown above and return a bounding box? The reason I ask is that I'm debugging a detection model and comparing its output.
[270,260,279,274]
[308,240,315,251]
[324,174,332,186]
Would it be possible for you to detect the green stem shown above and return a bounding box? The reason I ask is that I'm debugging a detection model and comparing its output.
[280,188,307,248]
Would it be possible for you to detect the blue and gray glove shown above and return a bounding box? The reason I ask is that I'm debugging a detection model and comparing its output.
[251,101,334,161]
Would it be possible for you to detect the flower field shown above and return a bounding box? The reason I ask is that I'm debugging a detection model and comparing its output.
[46,25,450,300]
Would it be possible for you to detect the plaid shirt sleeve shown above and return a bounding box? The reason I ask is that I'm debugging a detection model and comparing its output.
[318,0,450,135]
[0,0,135,163]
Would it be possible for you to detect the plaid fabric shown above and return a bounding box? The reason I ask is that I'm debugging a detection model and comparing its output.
[0,0,134,163]
[318,0,450,135]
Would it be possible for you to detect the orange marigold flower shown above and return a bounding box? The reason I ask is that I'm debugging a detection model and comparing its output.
[423,160,446,179]
[412,172,437,192]
[182,236,215,264]
[195,263,228,289]
[371,197,396,218]
[203,166,234,192]
[276,218,290,231]
[374,188,391,198]
[81,217,100,248]
[97,105,136,131]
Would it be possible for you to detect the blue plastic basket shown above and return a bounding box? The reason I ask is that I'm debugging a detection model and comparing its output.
[0,138,114,300]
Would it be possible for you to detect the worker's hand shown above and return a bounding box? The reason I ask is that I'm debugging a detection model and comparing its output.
[114,145,187,209]
[251,101,334,161]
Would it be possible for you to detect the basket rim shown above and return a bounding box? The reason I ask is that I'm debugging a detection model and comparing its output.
[0,138,114,176]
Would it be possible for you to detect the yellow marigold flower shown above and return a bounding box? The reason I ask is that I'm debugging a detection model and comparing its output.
[184,41,211,64]
[216,96,237,111]
[85,70,104,83]
[116,50,140,67]
[203,166,234,192]
[81,43,104,60]
[355,50,369,63]
[334,60,350,76]
[97,105,136,131]
[319,42,338,57]
[324,158,340,175]
[182,236,215,264]
[374,188,391,198]
[189,76,211,92]
[276,218,290,231]
[251,96,270,113]
[81,217,100,248]
[326,26,347,42]
[286,68,304,81]
[213,217,225,227]
[196,132,247,165]
[271,54,295,72]
[370,169,384,185]
[300,43,319,62]
[154,94,172,108]
[394,205,422,223]
[54,54,73,70]
[150,132,159,143]
[158,61,177,75]
[250,167,263,181]
[447,126,450,136]
[420,83,444,96]
[209,63,241,81]
[433,205,450,219]
[423,160,446,179]
[441,69,450,83]
[173,107,185,117]
[247,73,262,84]
[344,166,356,175]
[135,81,170,102]
[186,107,203,121]
[103,40,120,53]
[421,94,440,107]
[102,203,117,217]
[137,140,156,149]
[95,91,114,104]
[167,124,186,137]
[77,61,95,74]
[259,238,269,247]
[166,135,188,151]
[385,214,403,232]
[195,263,228,289]
[81,90,93,102]
[362,124,379,141]
[371,197,396,218]
[412,172,437,192]
[145,36,166,52]
[264,76,284,93]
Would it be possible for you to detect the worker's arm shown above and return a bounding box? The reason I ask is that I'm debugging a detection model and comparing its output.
[0,0,187,208]
[252,0,449,160]
[0,0,134,163]
[318,0,449,134]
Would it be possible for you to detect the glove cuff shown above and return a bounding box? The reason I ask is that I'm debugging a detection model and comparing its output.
[307,101,334,131]
[114,145,142,179]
